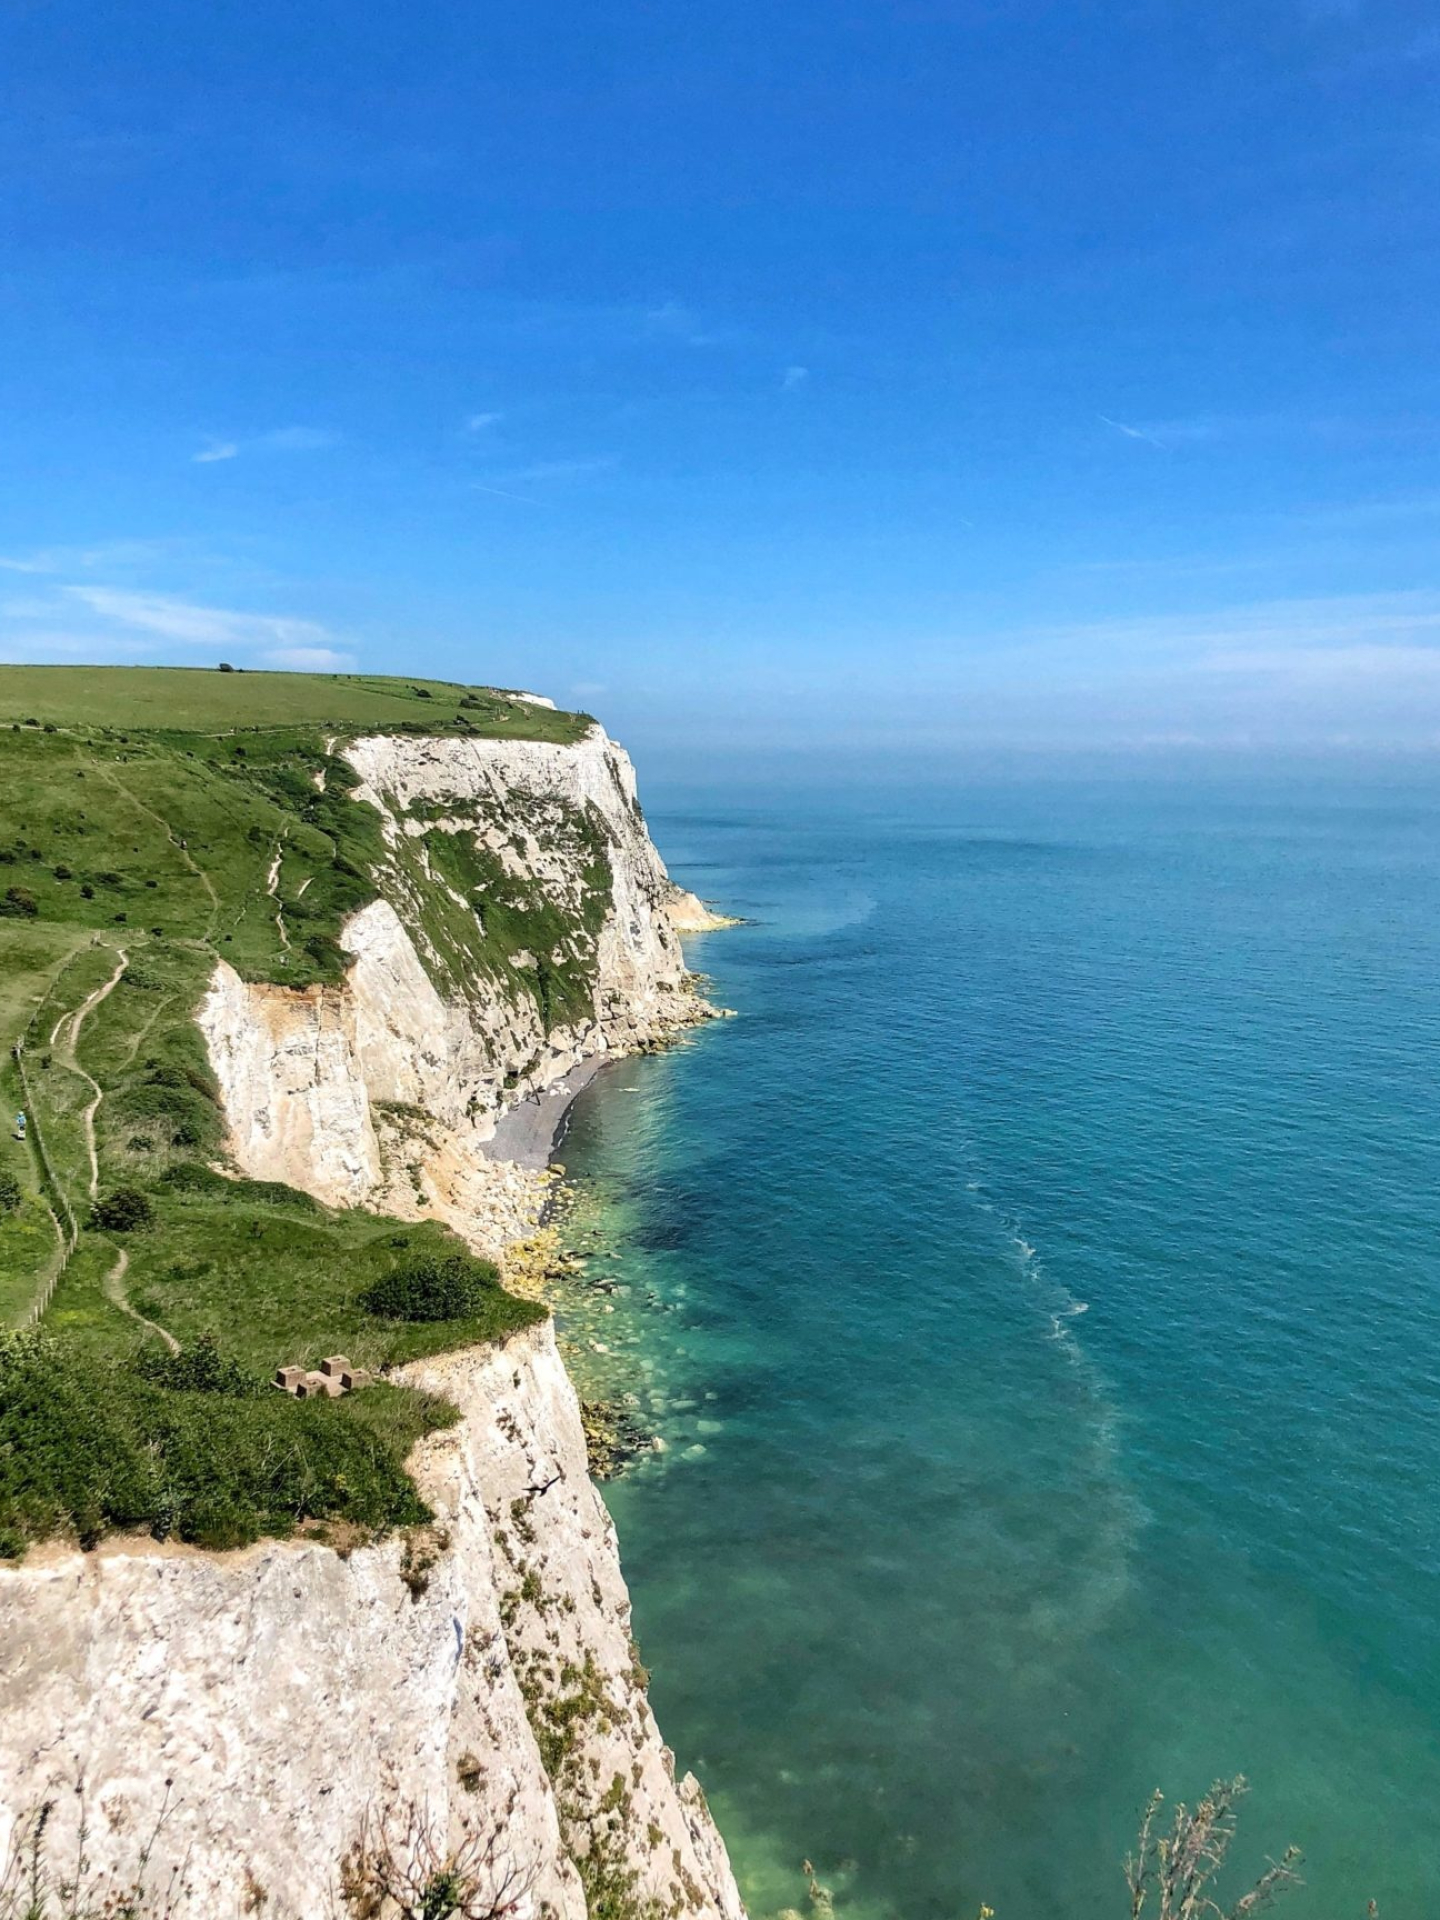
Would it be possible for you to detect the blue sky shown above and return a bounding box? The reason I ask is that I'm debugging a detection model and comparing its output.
[3,0,1440,762]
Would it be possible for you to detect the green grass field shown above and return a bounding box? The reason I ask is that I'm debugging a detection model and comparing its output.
[0,664,589,741]
[0,666,575,1556]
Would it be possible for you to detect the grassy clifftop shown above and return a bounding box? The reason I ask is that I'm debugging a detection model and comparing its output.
[0,664,590,740]
[0,666,597,1557]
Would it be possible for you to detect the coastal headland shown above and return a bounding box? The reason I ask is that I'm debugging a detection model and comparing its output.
[0,665,743,1919]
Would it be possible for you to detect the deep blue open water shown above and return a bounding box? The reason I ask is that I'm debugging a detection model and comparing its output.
[556,776,1440,1919]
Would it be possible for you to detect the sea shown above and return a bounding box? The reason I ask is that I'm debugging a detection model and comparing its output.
[553,770,1440,1920]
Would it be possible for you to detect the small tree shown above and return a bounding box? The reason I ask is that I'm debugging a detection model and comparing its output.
[1127,1778,1300,1920]
[134,1334,261,1397]
[89,1186,155,1233]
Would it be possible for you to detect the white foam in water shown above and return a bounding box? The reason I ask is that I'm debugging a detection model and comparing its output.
[953,1135,1144,1635]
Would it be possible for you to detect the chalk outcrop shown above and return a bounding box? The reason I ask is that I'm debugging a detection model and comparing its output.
[0,1322,743,1920]
[664,889,743,933]
[198,724,710,1256]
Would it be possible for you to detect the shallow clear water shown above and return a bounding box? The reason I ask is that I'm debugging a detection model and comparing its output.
[555,778,1440,1919]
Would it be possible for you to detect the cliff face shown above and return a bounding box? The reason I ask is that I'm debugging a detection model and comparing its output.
[0,1323,743,1920]
[0,721,743,1918]
[198,724,706,1255]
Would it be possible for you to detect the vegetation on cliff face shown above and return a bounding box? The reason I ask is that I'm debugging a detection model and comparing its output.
[0,666,608,1556]
[0,1773,1310,1920]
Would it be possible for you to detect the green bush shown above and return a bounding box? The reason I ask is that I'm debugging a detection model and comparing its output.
[0,1171,20,1212]
[132,1334,262,1397]
[157,1163,323,1213]
[360,1252,498,1322]
[89,1186,155,1232]
[158,1161,229,1195]
[0,886,37,917]
[0,1331,433,1556]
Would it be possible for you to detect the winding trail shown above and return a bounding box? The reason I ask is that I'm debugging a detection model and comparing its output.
[103,1246,179,1354]
[52,945,129,1200]
[36,941,180,1350]
[94,762,221,939]
[266,837,290,948]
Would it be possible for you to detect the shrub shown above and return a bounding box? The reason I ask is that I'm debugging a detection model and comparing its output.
[218,660,235,672]
[133,1334,262,1398]
[0,1172,20,1212]
[89,1186,154,1233]
[159,1161,228,1195]
[360,1253,498,1322]
[0,887,37,918]
[118,1079,221,1154]
[304,930,343,965]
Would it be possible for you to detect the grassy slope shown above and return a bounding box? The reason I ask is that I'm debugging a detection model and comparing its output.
[0,666,598,1555]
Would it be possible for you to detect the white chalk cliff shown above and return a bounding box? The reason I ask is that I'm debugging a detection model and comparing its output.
[199,725,708,1254]
[0,723,743,1919]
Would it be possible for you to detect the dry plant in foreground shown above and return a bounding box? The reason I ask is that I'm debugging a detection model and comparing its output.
[1126,1777,1302,1920]
[0,1788,188,1920]
[339,1802,538,1920]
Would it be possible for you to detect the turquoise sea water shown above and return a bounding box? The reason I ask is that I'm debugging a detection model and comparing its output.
[556,777,1440,1919]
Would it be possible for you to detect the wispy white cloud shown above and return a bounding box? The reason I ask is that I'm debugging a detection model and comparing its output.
[0,538,193,576]
[263,645,355,670]
[1292,491,1440,529]
[471,483,539,505]
[1099,414,1172,451]
[0,632,153,663]
[782,365,810,390]
[843,589,1440,748]
[1006,590,1440,672]
[0,547,355,671]
[190,426,337,465]
[1198,642,1440,685]
[465,411,502,433]
[644,300,729,347]
[1099,413,1242,450]
[64,585,338,652]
